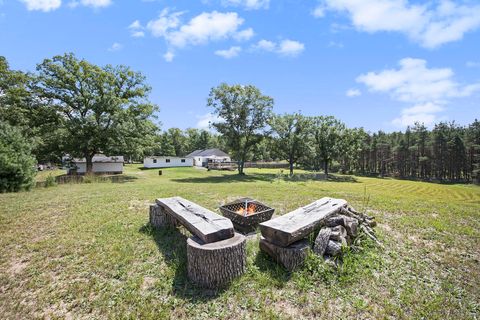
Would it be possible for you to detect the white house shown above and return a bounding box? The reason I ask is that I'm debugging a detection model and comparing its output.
[67,155,124,174]
[143,156,193,168]
[185,149,231,167]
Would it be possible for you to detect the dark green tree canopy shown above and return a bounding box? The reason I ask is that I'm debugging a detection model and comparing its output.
[35,53,158,172]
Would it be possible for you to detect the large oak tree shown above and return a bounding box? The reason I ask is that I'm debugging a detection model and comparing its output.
[35,53,158,173]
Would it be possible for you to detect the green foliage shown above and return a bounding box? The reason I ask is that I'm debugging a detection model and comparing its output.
[0,121,36,192]
[208,83,274,174]
[269,112,310,175]
[35,53,159,172]
[44,174,57,188]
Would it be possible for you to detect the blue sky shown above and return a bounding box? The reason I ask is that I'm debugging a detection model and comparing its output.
[1,0,479,132]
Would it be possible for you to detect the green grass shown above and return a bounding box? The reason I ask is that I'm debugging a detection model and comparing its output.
[1,165,479,319]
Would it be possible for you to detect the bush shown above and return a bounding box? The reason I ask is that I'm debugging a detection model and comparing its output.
[0,121,37,192]
[44,174,56,188]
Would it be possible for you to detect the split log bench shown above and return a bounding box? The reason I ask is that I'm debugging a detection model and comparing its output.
[259,197,347,271]
[149,196,247,288]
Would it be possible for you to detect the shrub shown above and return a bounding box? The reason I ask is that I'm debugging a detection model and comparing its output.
[0,121,37,192]
[44,174,56,188]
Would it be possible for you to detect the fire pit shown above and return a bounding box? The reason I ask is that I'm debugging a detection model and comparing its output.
[219,198,275,233]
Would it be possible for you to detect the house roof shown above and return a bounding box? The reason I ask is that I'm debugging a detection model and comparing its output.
[73,155,124,163]
[186,148,230,158]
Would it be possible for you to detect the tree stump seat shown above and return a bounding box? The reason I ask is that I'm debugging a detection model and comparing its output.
[258,197,347,270]
[149,197,246,288]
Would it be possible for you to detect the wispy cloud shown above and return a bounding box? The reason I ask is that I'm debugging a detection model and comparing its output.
[215,46,241,58]
[252,39,305,57]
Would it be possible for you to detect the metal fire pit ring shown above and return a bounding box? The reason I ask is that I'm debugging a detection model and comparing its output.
[219,198,275,233]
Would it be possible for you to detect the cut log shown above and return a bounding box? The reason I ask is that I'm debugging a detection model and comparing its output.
[343,218,358,238]
[149,204,178,228]
[325,216,346,227]
[187,233,246,288]
[330,225,348,245]
[313,227,331,256]
[156,197,234,244]
[260,237,310,271]
[325,240,342,256]
[259,197,347,247]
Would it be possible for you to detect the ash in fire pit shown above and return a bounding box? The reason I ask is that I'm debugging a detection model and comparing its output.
[220,198,274,233]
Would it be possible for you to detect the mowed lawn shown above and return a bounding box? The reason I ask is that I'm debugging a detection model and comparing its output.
[1,165,479,319]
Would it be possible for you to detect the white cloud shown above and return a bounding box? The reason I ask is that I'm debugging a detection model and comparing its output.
[147,8,183,38]
[21,0,61,12]
[196,113,221,129]
[357,58,480,103]
[80,0,111,8]
[466,61,480,68]
[392,102,445,127]
[215,46,241,58]
[356,58,480,127]
[316,0,480,48]
[254,39,276,51]
[108,42,123,51]
[128,20,145,37]
[278,39,305,56]
[144,9,252,61]
[312,5,326,18]
[234,27,254,41]
[346,88,361,97]
[163,51,175,62]
[222,0,270,10]
[253,39,305,57]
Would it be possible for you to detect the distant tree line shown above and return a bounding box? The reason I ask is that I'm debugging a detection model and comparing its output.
[1,54,479,192]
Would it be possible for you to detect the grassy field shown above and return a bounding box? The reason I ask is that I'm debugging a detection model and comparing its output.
[1,165,479,319]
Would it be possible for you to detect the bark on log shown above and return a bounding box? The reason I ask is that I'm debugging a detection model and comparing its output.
[325,240,342,257]
[344,218,359,238]
[313,228,331,256]
[149,204,178,228]
[330,225,349,245]
[259,197,347,247]
[187,232,246,288]
[259,237,310,271]
[325,216,346,228]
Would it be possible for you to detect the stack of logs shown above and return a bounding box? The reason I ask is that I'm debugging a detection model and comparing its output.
[313,206,378,259]
[259,198,379,271]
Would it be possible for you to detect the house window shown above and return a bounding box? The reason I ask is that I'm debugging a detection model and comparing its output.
[153,159,157,163]
[166,159,170,163]
[181,159,185,163]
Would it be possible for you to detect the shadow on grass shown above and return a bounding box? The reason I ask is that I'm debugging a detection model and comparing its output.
[253,250,292,284]
[139,224,227,301]
[53,174,138,184]
[172,173,277,184]
[172,172,359,184]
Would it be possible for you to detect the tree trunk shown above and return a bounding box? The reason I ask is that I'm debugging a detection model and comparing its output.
[260,237,310,271]
[187,233,246,288]
[289,158,294,176]
[324,159,329,176]
[85,152,94,174]
[238,160,244,175]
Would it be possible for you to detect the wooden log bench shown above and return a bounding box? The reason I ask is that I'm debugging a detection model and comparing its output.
[149,196,246,288]
[259,197,347,270]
